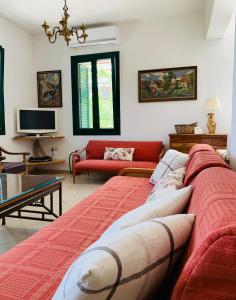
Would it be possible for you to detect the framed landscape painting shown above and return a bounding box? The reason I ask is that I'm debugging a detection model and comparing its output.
[37,70,62,107]
[138,66,197,102]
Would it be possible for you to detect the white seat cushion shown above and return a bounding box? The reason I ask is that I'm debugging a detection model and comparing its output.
[53,214,195,300]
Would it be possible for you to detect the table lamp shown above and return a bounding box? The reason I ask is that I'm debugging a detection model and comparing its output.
[205,97,221,134]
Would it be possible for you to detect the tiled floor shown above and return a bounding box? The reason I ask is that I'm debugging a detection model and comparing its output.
[0,173,111,254]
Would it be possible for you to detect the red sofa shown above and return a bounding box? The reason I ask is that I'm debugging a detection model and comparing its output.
[0,144,235,299]
[72,140,164,182]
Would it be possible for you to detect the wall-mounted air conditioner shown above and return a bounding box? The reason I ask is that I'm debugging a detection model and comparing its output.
[69,26,119,48]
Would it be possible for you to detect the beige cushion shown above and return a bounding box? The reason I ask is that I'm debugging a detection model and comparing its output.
[150,150,188,185]
[53,214,195,300]
[102,185,192,236]
[146,167,186,202]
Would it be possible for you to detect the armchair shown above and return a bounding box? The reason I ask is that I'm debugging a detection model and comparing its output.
[0,145,30,174]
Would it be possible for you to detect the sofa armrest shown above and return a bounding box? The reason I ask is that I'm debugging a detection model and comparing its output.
[118,168,154,178]
[72,147,87,163]
[171,226,236,300]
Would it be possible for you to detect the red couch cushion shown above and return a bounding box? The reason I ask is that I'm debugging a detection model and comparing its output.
[86,140,163,162]
[74,159,157,173]
[0,176,151,299]
[171,167,236,300]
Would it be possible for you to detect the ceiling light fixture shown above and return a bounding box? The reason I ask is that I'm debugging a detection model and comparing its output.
[41,0,88,46]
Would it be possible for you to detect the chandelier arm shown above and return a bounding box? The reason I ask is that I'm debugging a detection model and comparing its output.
[48,27,61,44]
[71,27,87,44]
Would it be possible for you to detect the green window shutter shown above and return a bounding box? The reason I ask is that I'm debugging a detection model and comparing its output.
[79,64,90,128]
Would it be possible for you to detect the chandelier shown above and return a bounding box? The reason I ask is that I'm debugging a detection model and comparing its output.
[42,0,88,46]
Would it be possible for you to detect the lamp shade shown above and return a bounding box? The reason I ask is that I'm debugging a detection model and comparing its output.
[205,97,221,111]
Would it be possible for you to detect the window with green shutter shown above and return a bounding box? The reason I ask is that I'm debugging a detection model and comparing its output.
[71,51,120,135]
[0,46,5,135]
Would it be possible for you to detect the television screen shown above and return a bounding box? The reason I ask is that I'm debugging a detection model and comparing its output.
[17,109,57,133]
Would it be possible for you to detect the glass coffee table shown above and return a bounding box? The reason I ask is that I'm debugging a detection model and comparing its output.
[0,174,64,225]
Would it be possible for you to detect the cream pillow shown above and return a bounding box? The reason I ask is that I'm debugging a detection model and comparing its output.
[102,185,192,236]
[146,167,186,202]
[104,147,135,161]
[150,150,189,185]
[53,214,195,300]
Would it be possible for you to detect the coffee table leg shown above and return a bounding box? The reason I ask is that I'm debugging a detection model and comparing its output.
[2,217,5,226]
[59,183,62,216]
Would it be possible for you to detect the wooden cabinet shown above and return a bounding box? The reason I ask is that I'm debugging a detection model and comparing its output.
[169,134,227,153]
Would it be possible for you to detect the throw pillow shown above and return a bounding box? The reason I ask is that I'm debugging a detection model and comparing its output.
[104,147,135,161]
[146,167,186,202]
[150,149,189,185]
[102,185,192,236]
[53,214,195,300]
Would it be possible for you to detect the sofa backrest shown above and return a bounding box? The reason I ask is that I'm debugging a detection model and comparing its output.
[86,140,163,162]
[184,150,230,186]
[171,145,236,300]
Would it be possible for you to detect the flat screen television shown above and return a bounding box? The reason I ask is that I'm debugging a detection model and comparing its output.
[17,108,58,134]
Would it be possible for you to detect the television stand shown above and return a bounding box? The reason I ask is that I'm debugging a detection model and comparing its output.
[13,135,65,174]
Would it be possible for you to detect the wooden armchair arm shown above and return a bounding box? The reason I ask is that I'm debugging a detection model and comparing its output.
[0,146,30,156]
[0,156,6,172]
[0,146,30,163]
[118,168,154,178]
[73,147,87,155]
[72,147,87,164]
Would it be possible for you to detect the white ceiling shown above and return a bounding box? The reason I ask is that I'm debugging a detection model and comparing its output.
[0,0,205,35]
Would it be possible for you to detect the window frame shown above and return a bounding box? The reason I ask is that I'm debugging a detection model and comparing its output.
[0,46,5,135]
[71,51,120,135]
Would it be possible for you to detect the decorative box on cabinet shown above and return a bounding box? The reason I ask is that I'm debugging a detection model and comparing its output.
[169,134,227,153]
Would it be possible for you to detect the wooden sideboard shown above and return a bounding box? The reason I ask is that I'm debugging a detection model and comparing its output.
[169,133,227,153]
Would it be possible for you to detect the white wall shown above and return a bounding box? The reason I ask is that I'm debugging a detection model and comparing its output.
[0,15,33,155]
[31,12,234,169]
[229,17,236,169]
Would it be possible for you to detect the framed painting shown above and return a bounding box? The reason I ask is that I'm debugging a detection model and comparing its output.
[138,66,197,102]
[37,70,62,107]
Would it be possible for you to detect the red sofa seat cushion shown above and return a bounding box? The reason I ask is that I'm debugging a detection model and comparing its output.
[0,176,151,300]
[86,140,163,162]
[74,159,157,173]
[171,166,236,300]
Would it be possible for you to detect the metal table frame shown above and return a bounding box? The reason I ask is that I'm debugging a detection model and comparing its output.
[0,181,62,225]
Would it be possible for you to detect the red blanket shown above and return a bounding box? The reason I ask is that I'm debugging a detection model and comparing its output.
[184,151,230,186]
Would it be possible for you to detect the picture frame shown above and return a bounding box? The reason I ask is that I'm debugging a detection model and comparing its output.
[138,66,197,103]
[37,70,62,107]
